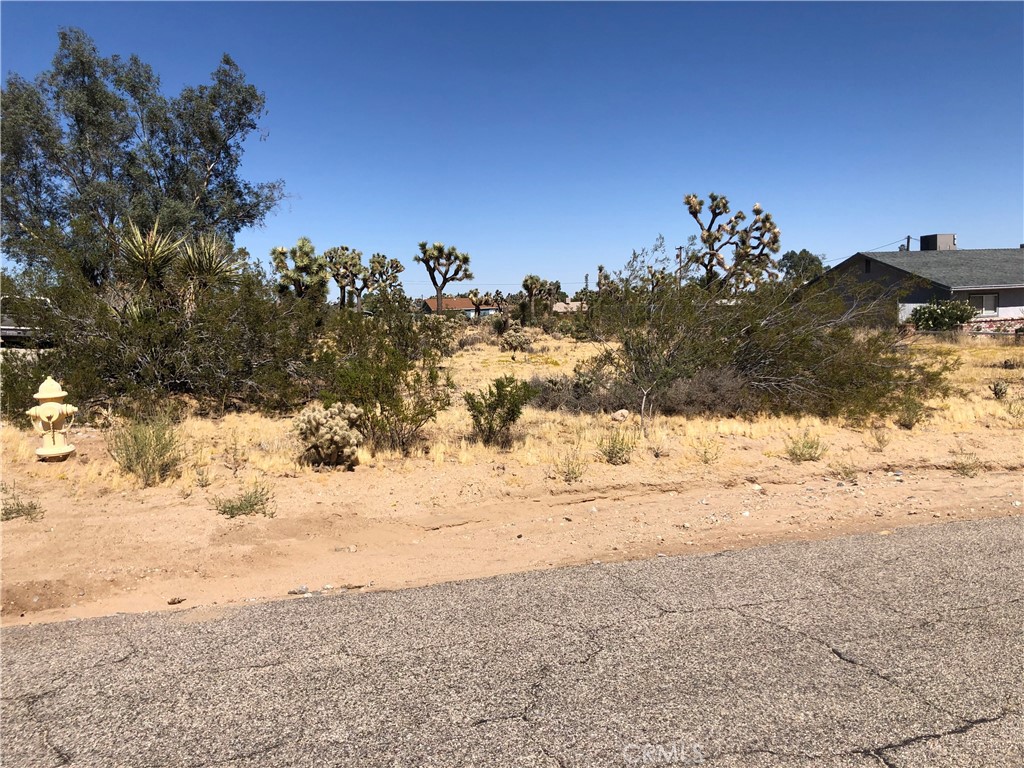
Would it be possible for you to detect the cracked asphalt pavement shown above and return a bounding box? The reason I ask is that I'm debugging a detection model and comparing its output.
[2,516,1022,767]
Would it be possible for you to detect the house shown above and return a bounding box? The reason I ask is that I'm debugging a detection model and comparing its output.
[827,235,1024,329]
[420,297,500,319]
[552,301,587,314]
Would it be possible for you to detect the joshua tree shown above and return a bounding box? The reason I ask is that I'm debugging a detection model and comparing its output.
[522,274,542,324]
[323,246,365,308]
[271,237,328,301]
[415,241,473,313]
[367,253,405,295]
[679,193,782,291]
[468,289,485,320]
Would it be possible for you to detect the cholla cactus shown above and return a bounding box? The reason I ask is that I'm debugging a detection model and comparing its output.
[293,403,364,469]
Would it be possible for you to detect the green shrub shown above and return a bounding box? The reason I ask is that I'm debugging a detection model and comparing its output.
[989,381,1009,400]
[293,402,363,469]
[107,414,184,487]
[597,427,637,465]
[784,429,828,462]
[1,483,44,522]
[499,322,532,358]
[464,376,538,447]
[316,293,455,455]
[214,481,275,518]
[894,396,928,430]
[909,299,977,331]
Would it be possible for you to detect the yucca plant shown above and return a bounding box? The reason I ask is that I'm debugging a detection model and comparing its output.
[119,218,184,291]
[178,232,243,289]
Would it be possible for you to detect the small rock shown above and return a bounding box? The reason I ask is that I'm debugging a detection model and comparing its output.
[610,409,630,422]
[932,513,941,518]
[1012,501,1022,508]
[682,522,691,529]
[516,534,523,539]
[287,585,309,595]
[656,553,668,558]
[167,597,185,606]
[302,593,314,598]
[591,559,601,565]
[741,511,750,517]
[750,483,763,492]
[348,545,358,553]
[322,584,334,591]
[589,506,598,514]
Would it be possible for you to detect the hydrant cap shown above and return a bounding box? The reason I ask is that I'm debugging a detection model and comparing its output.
[33,376,69,400]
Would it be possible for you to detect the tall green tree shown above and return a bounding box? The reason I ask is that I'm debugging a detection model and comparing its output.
[414,241,473,313]
[1,28,283,287]
[779,249,825,284]
[522,274,542,323]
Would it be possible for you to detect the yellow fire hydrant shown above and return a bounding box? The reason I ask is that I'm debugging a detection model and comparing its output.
[25,376,78,461]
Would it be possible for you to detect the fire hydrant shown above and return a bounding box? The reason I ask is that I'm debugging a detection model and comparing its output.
[25,376,78,461]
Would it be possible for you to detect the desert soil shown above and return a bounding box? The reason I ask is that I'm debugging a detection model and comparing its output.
[2,415,1021,627]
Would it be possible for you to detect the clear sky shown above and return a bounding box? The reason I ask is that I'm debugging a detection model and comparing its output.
[3,1,1022,298]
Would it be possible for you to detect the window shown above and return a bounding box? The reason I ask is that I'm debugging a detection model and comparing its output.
[968,293,999,316]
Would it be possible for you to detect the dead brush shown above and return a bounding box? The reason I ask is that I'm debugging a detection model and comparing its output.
[864,424,892,453]
[692,435,722,465]
[949,444,983,478]
[553,443,588,483]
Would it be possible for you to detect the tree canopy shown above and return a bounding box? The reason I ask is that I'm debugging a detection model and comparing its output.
[1,28,283,287]
[779,249,825,284]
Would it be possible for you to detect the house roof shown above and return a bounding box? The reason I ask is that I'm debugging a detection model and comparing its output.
[422,297,498,312]
[860,249,1024,289]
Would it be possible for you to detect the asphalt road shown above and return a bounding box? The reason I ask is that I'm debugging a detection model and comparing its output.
[2,517,1022,768]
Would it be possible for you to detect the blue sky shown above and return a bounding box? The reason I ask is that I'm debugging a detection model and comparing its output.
[3,1,1022,297]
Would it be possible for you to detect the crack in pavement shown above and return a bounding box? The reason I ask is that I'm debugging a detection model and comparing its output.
[851,711,1015,767]
[728,606,1000,731]
[192,737,287,767]
[705,710,1015,765]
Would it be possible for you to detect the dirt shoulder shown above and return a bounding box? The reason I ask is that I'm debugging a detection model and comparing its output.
[3,423,1021,626]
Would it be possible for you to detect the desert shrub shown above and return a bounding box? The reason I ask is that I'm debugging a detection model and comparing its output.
[1,483,44,522]
[554,443,588,483]
[529,352,632,414]
[909,299,977,331]
[499,322,532,357]
[1004,397,1024,427]
[784,429,828,462]
[865,424,892,452]
[316,294,454,454]
[1000,356,1024,370]
[107,413,184,487]
[659,367,755,417]
[464,376,537,447]
[293,402,364,469]
[692,436,722,465]
[597,427,637,465]
[491,314,512,335]
[1,263,320,415]
[586,265,958,423]
[214,480,275,518]
[989,381,1009,400]
[949,445,982,478]
[894,396,928,430]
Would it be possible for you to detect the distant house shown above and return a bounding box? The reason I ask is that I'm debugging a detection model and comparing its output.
[420,297,500,318]
[827,235,1024,328]
[552,301,587,314]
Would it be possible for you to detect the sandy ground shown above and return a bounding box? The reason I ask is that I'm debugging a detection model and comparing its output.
[3,335,1023,626]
